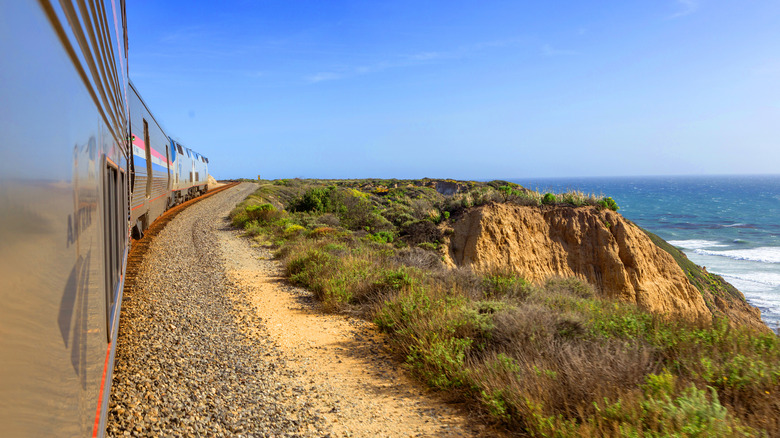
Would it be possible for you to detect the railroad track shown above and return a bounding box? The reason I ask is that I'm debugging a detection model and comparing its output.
[124,182,240,294]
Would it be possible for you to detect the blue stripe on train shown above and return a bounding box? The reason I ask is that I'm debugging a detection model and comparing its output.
[133,154,169,173]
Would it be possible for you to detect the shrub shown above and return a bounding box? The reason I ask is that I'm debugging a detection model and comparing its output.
[284,224,305,235]
[400,220,442,246]
[316,213,340,227]
[635,373,748,437]
[598,197,620,211]
[391,247,443,270]
[289,187,336,213]
[543,276,594,299]
[246,203,280,223]
[336,192,381,231]
[558,190,597,207]
[230,208,250,228]
[487,180,519,190]
[285,249,336,296]
[417,242,439,251]
[368,231,394,244]
[542,193,557,205]
[482,272,531,299]
[308,226,336,238]
[243,220,263,237]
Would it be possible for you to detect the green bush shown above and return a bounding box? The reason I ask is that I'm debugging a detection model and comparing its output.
[542,193,557,205]
[482,272,530,299]
[498,185,525,198]
[641,382,741,436]
[246,203,280,223]
[598,196,620,211]
[289,187,336,213]
[230,208,250,228]
[417,242,439,251]
[284,224,305,235]
[368,231,394,244]
[244,220,263,237]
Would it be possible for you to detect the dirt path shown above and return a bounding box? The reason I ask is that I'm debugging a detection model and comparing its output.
[217,229,490,437]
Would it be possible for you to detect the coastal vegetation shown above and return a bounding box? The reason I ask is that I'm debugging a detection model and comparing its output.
[231,178,779,437]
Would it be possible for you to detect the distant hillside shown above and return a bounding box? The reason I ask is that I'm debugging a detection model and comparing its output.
[239,177,765,328]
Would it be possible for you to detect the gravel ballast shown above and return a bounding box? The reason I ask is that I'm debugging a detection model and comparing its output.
[107,183,329,437]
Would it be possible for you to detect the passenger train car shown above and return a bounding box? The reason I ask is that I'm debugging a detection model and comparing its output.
[0,1,209,436]
[128,83,209,239]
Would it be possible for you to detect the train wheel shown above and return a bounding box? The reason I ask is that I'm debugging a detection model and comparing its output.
[131,218,145,240]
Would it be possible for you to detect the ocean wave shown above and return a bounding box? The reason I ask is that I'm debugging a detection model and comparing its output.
[722,223,755,229]
[667,239,729,250]
[693,247,780,264]
[719,272,780,288]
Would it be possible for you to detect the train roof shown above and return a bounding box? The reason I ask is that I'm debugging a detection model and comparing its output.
[129,79,170,139]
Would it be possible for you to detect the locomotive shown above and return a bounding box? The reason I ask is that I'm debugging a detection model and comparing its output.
[0,1,209,436]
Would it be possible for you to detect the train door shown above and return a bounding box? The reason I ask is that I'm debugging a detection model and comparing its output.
[143,119,151,198]
[165,143,171,192]
[102,158,124,341]
[176,143,183,188]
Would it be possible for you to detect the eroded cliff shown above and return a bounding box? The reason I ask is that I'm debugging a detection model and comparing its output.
[444,203,766,329]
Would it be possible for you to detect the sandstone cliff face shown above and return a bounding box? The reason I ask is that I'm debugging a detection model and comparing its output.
[444,203,716,321]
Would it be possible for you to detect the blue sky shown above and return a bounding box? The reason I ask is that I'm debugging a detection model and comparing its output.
[127,1,780,180]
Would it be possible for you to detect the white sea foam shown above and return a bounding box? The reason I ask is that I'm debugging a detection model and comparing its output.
[693,247,780,264]
[740,291,780,311]
[719,272,780,288]
[667,239,728,250]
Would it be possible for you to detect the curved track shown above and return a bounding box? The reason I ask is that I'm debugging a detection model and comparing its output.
[123,183,239,295]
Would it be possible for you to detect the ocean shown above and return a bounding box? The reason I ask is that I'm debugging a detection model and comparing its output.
[509,175,780,331]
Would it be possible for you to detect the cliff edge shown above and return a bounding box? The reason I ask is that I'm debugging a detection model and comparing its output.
[444,203,766,329]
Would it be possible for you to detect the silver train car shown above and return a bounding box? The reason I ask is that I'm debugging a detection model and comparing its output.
[0,1,209,436]
[0,1,130,436]
[129,83,209,238]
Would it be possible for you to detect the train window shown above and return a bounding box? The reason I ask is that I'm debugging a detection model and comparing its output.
[177,144,183,155]
[143,119,152,198]
[195,172,200,182]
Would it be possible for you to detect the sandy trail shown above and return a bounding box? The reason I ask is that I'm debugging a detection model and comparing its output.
[217,228,491,437]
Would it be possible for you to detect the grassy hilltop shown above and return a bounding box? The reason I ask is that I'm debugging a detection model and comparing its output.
[230,178,779,437]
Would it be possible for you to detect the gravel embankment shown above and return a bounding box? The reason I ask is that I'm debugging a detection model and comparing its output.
[107,183,330,437]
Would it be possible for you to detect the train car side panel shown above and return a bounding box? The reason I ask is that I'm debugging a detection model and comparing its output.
[0,0,129,436]
[128,83,171,236]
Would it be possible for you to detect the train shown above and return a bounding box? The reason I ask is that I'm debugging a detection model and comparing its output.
[128,82,210,239]
[0,1,210,436]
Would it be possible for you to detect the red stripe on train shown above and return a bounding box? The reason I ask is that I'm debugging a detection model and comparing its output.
[91,342,112,437]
